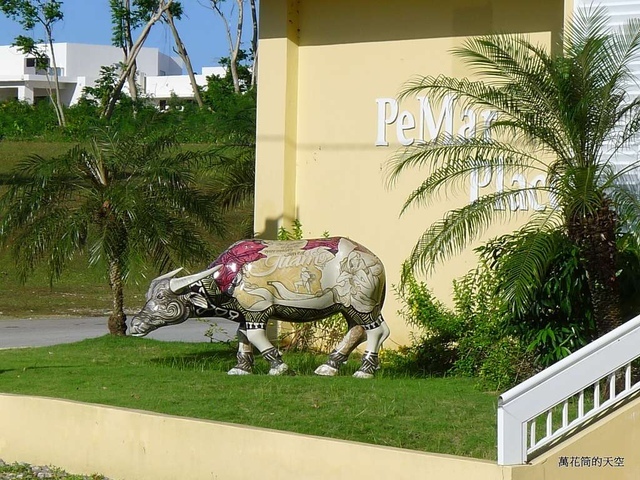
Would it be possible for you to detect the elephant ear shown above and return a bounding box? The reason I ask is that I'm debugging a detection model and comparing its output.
[188,292,209,309]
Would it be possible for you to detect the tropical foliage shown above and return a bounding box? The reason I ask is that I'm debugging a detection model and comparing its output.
[386,7,640,338]
[390,266,535,390]
[0,121,224,335]
[0,52,257,143]
[477,231,597,366]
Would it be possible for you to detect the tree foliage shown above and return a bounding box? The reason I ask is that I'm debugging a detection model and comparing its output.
[101,0,174,120]
[0,0,66,126]
[0,120,224,335]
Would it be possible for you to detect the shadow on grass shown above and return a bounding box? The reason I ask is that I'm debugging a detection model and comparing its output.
[148,348,369,377]
[0,365,79,375]
[149,349,238,373]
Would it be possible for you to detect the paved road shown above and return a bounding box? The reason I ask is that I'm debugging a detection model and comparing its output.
[0,316,238,349]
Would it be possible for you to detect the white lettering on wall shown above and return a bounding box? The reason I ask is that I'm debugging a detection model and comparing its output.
[469,167,549,212]
[377,96,549,212]
[397,110,416,146]
[418,94,455,143]
[376,95,488,146]
[375,98,398,146]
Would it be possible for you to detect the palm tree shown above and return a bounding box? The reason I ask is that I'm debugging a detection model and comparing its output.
[0,122,223,335]
[386,7,640,338]
[205,89,257,234]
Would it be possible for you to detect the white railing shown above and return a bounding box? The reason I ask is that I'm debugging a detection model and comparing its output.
[497,313,640,465]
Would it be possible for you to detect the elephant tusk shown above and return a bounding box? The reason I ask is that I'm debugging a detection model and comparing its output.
[152,267,184,282]
[169,265,223,293]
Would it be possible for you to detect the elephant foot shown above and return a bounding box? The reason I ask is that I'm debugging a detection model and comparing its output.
[268,363,290,376]
[228,351,254,375]
[353,351,379,379]
[228,367,252,375]
[314,364,339,376]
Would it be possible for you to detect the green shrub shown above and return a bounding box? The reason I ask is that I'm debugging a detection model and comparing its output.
[0,88,256,144]
[477,232,597,368]
[0,99,58,139]
[392,266,533,389]
[389,273,460,376]
[452,266,535,388]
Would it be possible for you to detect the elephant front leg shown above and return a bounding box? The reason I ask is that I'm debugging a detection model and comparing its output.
[315,325,366,376]
[261,346,289,375]
[245,326,290,375]
[228,328,255,375]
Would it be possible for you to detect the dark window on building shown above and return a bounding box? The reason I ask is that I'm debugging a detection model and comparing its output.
[25,57,50,68]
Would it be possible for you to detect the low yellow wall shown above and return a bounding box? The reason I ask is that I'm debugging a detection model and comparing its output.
[3,393,640,480]
[0,394,503,480]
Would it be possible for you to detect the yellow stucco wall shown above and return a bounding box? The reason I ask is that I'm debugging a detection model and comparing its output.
[254,0,565,345]
[3,393,640,479]
[0,394,505,480]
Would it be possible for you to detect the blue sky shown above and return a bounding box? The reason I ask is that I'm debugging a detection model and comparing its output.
[0,0,250,73]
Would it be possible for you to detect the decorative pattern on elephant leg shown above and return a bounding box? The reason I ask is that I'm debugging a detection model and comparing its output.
[261,347,290,375]
[326,351,349,369]
[245,321,268,330]
[360,314,384,331]
[228,351,254,375]
[353,351,379,379]
[315,324,366,376]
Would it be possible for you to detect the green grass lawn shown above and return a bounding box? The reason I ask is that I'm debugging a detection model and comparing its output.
[0,141,73,174]
[0,336,499,460]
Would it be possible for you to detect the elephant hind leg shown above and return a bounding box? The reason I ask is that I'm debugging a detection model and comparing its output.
[353,316,390,379]
[315,323,367,376]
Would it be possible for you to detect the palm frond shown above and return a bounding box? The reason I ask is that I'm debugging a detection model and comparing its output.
[386,135,545,189]
[402,187,561,281]
[488,223,565,316]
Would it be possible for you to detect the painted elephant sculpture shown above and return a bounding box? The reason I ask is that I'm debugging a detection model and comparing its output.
[129,237,390,378]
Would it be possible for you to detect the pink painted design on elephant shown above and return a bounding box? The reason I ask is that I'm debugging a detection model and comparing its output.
[209,240,268,292]
[301,237,372,256]
[302,238,341,254]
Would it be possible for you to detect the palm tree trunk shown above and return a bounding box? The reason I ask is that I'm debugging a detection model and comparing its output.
[46,33,66,127]
[108,257,127,336]
[567,200,622,338]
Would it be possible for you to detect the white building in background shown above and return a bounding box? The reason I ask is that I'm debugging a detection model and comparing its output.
[0,42,224,106]
[146,66,225,106]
